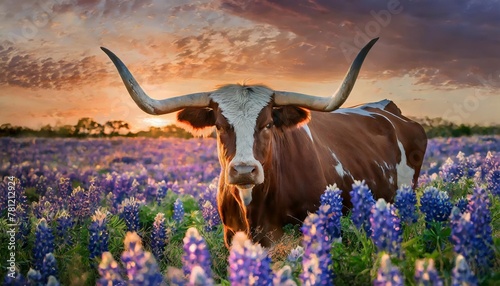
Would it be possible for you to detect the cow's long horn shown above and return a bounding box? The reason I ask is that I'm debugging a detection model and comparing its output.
[101,47,210,115]
[274,38,378,111]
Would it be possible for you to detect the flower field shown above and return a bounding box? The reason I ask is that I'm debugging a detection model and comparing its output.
[0,135,499,285]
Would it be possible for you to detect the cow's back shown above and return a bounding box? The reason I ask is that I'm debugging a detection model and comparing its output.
[304,99,427,210]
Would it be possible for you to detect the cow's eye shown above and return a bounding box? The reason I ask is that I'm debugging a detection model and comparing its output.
[264,123,273,130]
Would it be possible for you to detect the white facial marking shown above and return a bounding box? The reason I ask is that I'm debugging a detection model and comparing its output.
[396,140,415,187]
[302,124,314,142]
[210,85,272,186]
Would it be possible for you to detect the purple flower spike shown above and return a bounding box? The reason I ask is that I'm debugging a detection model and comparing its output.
[68,186,90,221]
[450,207,474,260]
[41,253,58,283]
[486,167,499,196]
[454,197,469,214]
[97,252,125,286]
[89,208,109,260]
[201,200,221,231]
[56,210,74,245]
[156,180,168,203]
[46,276,61,286]
[394,185,418,224]
[451,255,478,286]
[319,184,343,242]
[27,268,43,285]
[374,254,403,286]
[3,272,26,286]
[34,218,55,271]
[121,232,164,285]
[189,266,214,286]
[370,199,403,258]
[300,213,334,285]
[467,187,494,270]
[420,187,453,225]
[350,180,376,236]
[151,213,167,261]
[229,232,272,286]
[119,197,141,232]
[414,258,443,286]
[182,227,212,278]
[273,265,297,286]
[173,198,185,223]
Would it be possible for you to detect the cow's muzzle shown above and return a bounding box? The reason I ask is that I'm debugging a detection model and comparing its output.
[228,162,261,186]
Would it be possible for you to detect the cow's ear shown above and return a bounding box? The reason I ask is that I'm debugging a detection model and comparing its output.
[272,106,311,128]
[177,107,216,137]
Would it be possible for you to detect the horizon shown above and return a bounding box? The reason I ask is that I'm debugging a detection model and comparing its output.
[1,0,499,131]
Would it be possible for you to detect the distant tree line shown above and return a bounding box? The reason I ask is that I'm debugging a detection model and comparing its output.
[0,117,497,138]
[412,117,499,138]
[0,117,194,139]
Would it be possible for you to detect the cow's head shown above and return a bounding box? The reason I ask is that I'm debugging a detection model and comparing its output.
[101,38,378,205]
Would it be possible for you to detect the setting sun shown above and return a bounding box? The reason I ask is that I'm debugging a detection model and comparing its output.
[143,117,172,128]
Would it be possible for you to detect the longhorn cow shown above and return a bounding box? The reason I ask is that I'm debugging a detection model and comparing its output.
[101,38,427,247]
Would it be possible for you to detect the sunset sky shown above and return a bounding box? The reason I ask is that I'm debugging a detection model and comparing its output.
[1,0,499,132]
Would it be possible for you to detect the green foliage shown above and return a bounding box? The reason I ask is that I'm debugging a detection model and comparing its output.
[414,116,500,138]
[2,178,499,285]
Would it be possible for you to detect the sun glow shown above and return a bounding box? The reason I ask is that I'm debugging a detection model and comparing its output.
[143,117,172,128]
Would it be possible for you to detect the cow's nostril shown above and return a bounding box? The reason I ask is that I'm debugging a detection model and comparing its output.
[233,165,256,175]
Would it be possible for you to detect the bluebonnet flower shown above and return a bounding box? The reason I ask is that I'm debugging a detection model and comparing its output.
[27,268,43,285]
[370,199,403,258]
[46,275,61,286]
[182,227,212,278]
[89,208,109,260]
[151,213,166,261]
[119,197,141,232]
[486,167,499,196]
[16,205,31,246]
[301,254,324,286]
[68,186,90,221]
[480,151,498,179]
[32,199,57,223]
[440,157,461,183]
[56,210,74,245]
[201,200,221,231]
[450,207,474,260]
[414,258,443,286]
[350,180,376,236]
[228,232,272,286]
[155,180,168,203]
[189,266,214,286]
[420,187,453,225]
[167,267,186,286]
[394,185,418,224]
[41,253,58,283]
[300,213,334,285]
[34,218,55,271]
[273,266,297,286]
[173,198,185,223]
[440,152,471,183]
[319,184,343,242]
[88,179,102,214]
[121,232,164,285]
[287,245,304,269]
[451,255,478,286]
[97,252,125,286]
[3,272,26,286]
[467,187,494,270]
[374,254,403,286]
[57,177,72,201]
[454,197,469,214]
